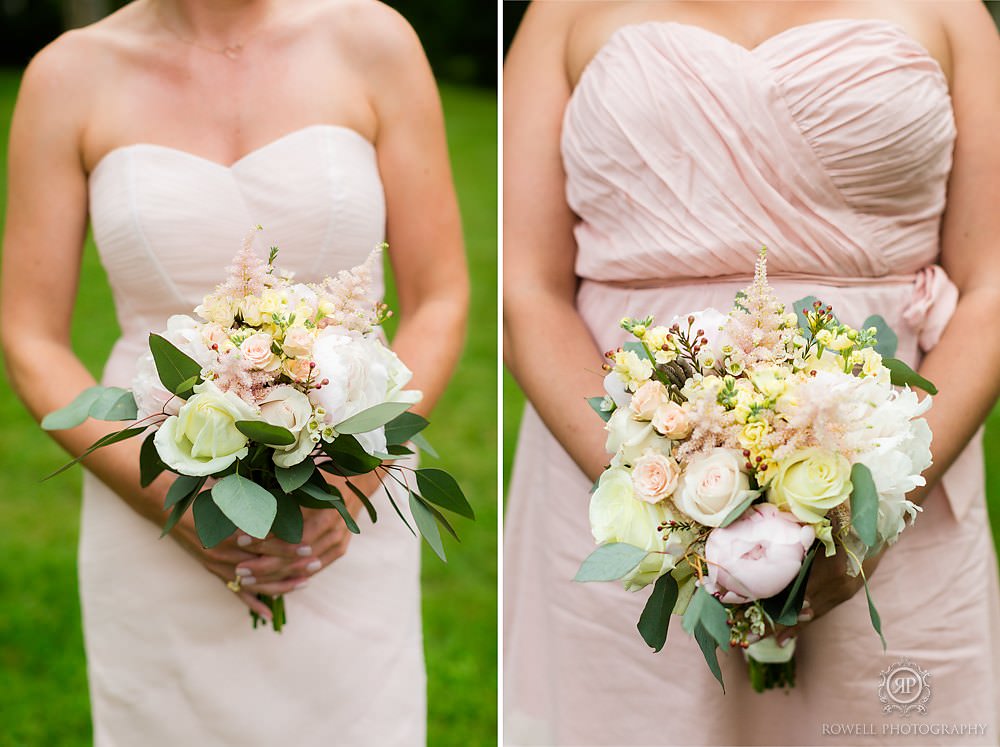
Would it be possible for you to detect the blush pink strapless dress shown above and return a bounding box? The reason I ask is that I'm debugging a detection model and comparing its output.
[83,125,425,746]
[504,20,1000,746]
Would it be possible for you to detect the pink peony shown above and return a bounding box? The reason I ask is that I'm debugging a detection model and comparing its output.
[701,503,815,604]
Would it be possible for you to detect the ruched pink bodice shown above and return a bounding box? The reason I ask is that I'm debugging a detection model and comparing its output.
[80,125,425,746]
[563,19,954,282]
[505,19,999,746]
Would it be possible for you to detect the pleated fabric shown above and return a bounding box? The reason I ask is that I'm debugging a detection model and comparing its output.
[83,125,425,746]
[505,20,1000,745]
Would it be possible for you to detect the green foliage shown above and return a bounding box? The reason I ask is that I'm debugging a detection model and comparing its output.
[850,463,879,547]
[234,420,295,447]
[637,572,679,652]
[148,333,201,398]
[211,474,278,539]
[334,401,414,434]
[883,357,938,395]
[574,543,647,582]
[861,314,898,358]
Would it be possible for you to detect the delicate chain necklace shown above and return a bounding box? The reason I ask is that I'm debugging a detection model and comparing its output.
[154,1,269,60]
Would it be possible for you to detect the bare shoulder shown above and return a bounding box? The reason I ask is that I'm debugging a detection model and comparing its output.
[302,0,424,70]
[937,0,1000,72]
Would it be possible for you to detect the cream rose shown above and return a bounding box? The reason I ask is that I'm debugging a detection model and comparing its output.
[589,468,695,591]
[651,402,692,439]
[240,333,281,372]
[674,448,757,527]
[154,381,258,476]
[605,408,670,467]
[258,385,315,467]
[631,452,680,503]
[768,448,852,524]
[629,380,670,420]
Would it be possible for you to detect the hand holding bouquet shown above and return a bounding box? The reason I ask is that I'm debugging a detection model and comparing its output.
[44,230,472,630]
[577,249,935,690]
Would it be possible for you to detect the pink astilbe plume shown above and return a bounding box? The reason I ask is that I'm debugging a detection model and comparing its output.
[315,245,383,333]
[723,249,795,369]
[198,229,271,315]
[674,378,740,462]
[208,349,277,406]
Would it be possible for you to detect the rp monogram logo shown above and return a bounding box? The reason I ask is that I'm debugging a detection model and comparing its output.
[878,660,932,716]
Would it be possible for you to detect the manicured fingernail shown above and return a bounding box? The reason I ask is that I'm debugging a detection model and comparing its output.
[295,580,309,590]
[237,534,252,547]
[243,576,256,585]
[235,568,252,577]
[296,545,313,557]
[306,560,322,573]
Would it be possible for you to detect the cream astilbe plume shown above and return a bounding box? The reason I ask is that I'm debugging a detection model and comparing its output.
[195,228,271,324]
[314,244,384,333]
[723,249,796,369]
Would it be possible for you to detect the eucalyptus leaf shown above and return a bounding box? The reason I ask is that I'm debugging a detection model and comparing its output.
[211,474,277,539]
[328,497,360,535]
[296,480,339,505]
[861,315,898,358]
[234,420,295,447]
[148,333,202,397]
[271,493,304,544]
[409,432,438,459]
[409,490,446,561]
[694,624,726,691]
[384,412,429,445]
[382,483,416,536]
[719,493,759,528]
[637,572,679,652]
[193,490,237,548]
[274,460,315,493]
[139,431,166,488]
[850,463,879,547]
[587,396,615,423]
[417,497,461,542]
[88,387,138,422]
[173,375,199,396]
[323,435,382,475]
[415,468,474,519]
[698,591,732,649]
[40,387,104,431]
[386,444,414,457]
[775,544,819,626]
[682,585,707,635]
[43,426,148,480]
[574,543,648,583]
[863,573,886,650]
[164,475,204,510]
[883,357,938,395]
[342,478,378,524]
[335,401,414,435]
[160,490,198,538]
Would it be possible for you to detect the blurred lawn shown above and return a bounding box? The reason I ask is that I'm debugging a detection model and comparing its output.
[0,71,497,746]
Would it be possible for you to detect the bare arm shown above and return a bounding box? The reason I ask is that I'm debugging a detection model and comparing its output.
[503,4,608,483]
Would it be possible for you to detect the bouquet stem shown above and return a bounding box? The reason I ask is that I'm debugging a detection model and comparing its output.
[747,655,796,692]
[251,593,286,632]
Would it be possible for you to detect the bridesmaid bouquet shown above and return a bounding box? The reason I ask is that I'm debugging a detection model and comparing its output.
[577,250,935,691]
[43,231,472,631]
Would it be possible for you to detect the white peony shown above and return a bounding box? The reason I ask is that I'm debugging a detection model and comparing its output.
[589,467,695,591]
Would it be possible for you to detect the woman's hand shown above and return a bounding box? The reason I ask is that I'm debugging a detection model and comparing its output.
[229,472,381,595]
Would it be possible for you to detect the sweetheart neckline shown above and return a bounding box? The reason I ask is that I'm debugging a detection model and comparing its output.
[87,123,374,181]
[570,18,949,100]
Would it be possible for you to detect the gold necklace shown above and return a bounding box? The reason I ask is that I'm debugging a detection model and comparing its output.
[154,1,269,60]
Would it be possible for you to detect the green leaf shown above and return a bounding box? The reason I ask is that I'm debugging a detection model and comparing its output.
[234,420,295,447]
[148,333,202,397]
[193,490,237,548]
[637,572,679,652]
[414,468,474,519]
[587,396,615,423]
[409,490,446,561]
[160,490,198,537]
[418,497,461,542]
[40,387,104,430]
[386,444,415,457]
[296,480,339,505]
[694,623,726,691]
[163,475,204,510]
[323,435,382,475]
[42,426,149,480]
[342,478,378,524]
[861,315,898,358]
[681,585,707,635]
[211,474,277,539]
[774,543,819,626]
[173,375,199,396]
[862,573,886,650]
[139,432,166,488]
[698,591,732,649]
[384,412,429,445]
[335,401,414,435]
[88,387,138,422]
[719,493,758,528]
[409,432,438,459]
[328,497,360,535]
[271,493,304,544]
[382,483,416,536]
[883,357,937,395]
[622,341,645,356]
[850,462,879,547]
[574,543,648,582]
[274,460,315,493]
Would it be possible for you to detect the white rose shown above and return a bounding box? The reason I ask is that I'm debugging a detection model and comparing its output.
[589,468,695,591]
[154,380,258,476]
[674,448,757,527]
[258,385,315,467]
[768,448,852,524]
[631,452,680,503]
[629,380,670,421]
[240,333,281,372]
[603,371,631,409]
[605,408,670,467]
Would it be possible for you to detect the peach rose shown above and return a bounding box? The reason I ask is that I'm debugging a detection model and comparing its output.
[240,333,280,372]
[652,402,693,439]
[282,327,314,358]
[631,452,680,503]
[283,357,313,382]
[629,380,671,421]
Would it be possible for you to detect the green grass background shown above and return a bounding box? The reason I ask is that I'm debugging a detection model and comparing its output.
[0,71,497,746]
